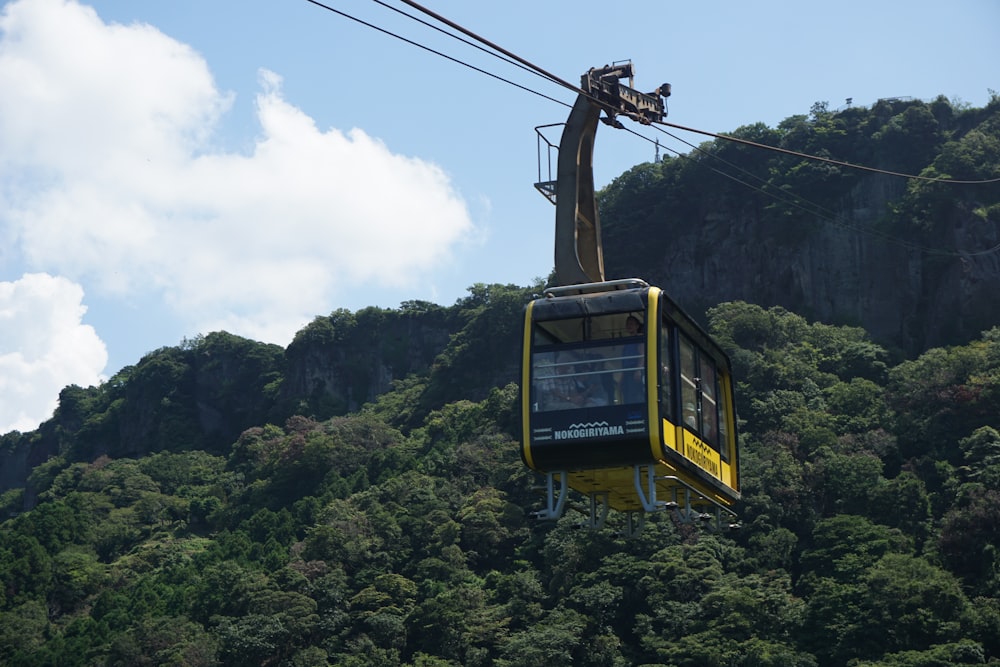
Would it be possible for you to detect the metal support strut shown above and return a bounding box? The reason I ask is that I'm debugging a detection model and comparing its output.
[658,475,740,528]
[533,471,568,521]
[633,464,667,512]
[587,492,610,530]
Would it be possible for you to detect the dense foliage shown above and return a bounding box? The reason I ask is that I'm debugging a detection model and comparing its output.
[2,295,1000,665]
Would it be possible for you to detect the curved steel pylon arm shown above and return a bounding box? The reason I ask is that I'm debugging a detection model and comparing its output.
[549,63,669,287]
[554,94,604,285]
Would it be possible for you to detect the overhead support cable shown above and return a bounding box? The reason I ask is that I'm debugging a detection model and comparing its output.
[307,0,1000,258]
[369,0,556,85]
[395,0,999,186]
[624,125,1000,258]
[345,0,999,186]
[657,119,1000,185]
[396,0,571,91]
[302,0,569,107]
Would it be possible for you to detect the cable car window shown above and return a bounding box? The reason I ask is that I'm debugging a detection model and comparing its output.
[679,336,698,429]
[533,350,598,411]
[676,331,725,450]
[531,314,645,412]
[718,381,730,460]
[532,312,627,345]
[659,325,674,422]
[701,360,719,446]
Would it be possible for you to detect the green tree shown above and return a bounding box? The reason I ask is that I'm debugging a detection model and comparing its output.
[0,534,52,605]
[0,600,49,662]
[811,449,886,516]
[496,606,589,667]
[938,488,1000,594]
[799,515,910,586]
[50,546,106,613]
[856,554,973,655]
[107,615,219,667]
[853,640,985,666]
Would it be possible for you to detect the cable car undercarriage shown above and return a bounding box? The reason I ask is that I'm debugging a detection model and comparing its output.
[533,467,740,537]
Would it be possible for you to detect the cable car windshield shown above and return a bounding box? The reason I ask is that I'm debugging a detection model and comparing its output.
[530,312,645,413]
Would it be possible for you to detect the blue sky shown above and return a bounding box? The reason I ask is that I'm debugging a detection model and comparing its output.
[2,0,998,433]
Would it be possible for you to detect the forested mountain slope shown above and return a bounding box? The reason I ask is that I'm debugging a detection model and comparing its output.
[601,95,1000,355]
[2,300,1000,666]
[1,97,1000,666]
[0,284,534,498]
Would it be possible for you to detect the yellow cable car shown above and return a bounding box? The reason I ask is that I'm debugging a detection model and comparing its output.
[520,279,740,527]
[523,63,740,530]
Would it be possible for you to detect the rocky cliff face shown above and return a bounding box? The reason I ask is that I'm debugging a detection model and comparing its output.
[281,306,458,417]
[604,169,1000,357]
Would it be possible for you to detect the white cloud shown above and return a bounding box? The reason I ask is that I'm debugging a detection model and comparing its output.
[0,0,475,351]
[0,273,108,434]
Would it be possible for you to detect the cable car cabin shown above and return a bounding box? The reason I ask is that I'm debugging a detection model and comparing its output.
[520,279,740,521]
